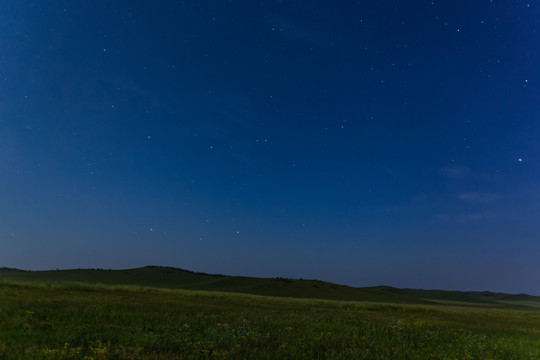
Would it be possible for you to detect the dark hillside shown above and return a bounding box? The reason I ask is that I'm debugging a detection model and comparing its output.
[0,266,430,304]
[2,266,539,307]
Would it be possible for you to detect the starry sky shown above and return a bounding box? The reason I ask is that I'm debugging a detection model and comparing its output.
[1,1,539,294]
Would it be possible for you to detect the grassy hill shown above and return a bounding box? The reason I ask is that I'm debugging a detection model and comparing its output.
[1,266,539,308]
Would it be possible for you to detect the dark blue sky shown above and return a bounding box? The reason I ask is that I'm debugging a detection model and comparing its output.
[1,1,539,294]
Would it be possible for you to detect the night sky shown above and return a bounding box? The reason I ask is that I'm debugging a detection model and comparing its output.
[2,1,539,294]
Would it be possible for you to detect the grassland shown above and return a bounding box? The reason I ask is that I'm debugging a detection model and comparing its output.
[1,266,537,307]
[1,267,539,359]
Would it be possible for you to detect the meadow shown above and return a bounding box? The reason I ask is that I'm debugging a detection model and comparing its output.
[1,277,540,359]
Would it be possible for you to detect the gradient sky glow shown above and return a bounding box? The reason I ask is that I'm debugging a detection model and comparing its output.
[1,1,540,294]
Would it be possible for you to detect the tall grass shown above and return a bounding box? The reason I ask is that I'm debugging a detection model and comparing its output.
[1,281,538,359]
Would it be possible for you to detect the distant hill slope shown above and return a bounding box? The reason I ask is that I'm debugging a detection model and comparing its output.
[1,266,539,308]
[368,286,496,305]
[0,266,428,304]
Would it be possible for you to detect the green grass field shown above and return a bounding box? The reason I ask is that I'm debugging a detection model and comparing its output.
[1,267,539,359]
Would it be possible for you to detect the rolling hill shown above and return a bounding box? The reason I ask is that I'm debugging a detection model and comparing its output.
[1,266,538,308]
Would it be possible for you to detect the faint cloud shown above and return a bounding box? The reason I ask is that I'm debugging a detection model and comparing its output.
[378,164,398,180]
[374,193,430,215]
[440,165,499,184]
[455,210,505,223]
[458,192,501,203]
[411,193,429,203]
[433,209,507,224]
[441,165,472,179]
